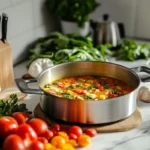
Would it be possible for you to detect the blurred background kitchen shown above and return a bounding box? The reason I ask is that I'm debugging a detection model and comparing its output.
[0,0,150,65]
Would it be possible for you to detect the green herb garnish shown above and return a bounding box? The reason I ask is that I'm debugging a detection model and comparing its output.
[67,85,75,89]
[62,93,73,99]
[100,81,110,89]
[0,94,32,117]
[112,89,118,95]
[44,83,51,88]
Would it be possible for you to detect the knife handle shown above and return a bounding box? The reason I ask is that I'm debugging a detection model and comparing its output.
[1,13,8,43]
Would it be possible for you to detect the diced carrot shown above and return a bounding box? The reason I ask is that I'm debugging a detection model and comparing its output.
[95,83,104,91]
[72,89,86,95]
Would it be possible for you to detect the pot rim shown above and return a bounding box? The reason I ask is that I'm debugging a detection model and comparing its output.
[37,61,141,102]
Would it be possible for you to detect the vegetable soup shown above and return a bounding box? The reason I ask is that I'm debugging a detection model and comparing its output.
[43,75,134,100]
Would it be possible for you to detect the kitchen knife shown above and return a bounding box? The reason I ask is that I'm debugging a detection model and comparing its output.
[0,12,14,90]
[1,13,8,43]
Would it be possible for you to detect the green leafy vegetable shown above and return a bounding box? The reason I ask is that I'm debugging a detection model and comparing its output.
[53,46,107,65]
[28,32,150,67]
[27,32,107,67]
[0,94,31,117]
[113,39,150,61]
[96,43,114,59]
[46,0,99,27]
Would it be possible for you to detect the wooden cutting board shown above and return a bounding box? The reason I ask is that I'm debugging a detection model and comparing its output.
[34,104,142,133]
[0,88,27,101]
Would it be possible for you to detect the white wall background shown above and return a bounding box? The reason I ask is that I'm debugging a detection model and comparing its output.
[0,0,60,65]
[0,0,150,65]
[91,0,150,39]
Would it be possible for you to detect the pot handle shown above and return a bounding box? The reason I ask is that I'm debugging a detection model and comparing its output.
[131,66,150,82]
[15,78,44,94]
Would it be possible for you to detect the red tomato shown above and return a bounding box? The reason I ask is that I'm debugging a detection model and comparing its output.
[68,133,78,141]
[50,123,60,131]
[0,116,18,139]
[3,134,25,150]
[41,130,54,140]
[37,137,48,144]
[12,112,31,125]
[28,140,44,150]
[95,83,104,91]
[68,126,83,138]
[17,123,37,141]
[50,128,58,136]
[85,128,97,137]
[28,118,48,136]
[109,92,117,98]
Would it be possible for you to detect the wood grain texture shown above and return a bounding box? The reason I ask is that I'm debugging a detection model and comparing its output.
[0,41,14,90]
[34,104,142,133]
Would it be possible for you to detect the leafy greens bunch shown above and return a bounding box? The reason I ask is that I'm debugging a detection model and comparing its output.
[28,32,150,67]
[28,32,108,66]
[112,39,150,61]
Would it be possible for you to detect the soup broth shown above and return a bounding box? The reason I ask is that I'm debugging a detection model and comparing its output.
[43,75,134,100]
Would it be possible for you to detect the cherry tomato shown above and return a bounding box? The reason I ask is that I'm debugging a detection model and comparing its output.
[50,124,60,131]
[68,133,78,141]
[78,134,91,147]
[67,139,77,147]
[50,128,58,136]
[0,116,18,139]
[58,131,69,141]
[51,135,66,148]
[61,143,75,150]
[41,130,54,140]
[68,126,83,138]
[3,134,25,150]
[12,112,31,125]
[17,123,37,141]
[43,143,55,150]
[38,137,48,144]
[28,140,44,150]
[28,118,48,135]
[85,128,97,137]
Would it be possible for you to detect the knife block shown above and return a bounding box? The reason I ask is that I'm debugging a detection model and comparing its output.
[0,41,14,90]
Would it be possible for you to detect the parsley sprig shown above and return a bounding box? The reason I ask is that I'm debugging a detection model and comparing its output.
[0,94,32,117]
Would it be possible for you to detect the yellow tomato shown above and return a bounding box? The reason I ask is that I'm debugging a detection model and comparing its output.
[51,136,66,148]
[78,134,91,147]
[44,143,56,150]
[67,139,77,147]
[61,143,75,150]
[58,131,69,141]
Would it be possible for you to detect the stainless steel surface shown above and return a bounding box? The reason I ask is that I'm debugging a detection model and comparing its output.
[37,61,140,124]
[90,14,121,47]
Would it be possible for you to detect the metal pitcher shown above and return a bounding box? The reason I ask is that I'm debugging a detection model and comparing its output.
[90,14,121,47]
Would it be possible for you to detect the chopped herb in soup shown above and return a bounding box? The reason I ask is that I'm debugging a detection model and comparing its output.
[43,76,134,100]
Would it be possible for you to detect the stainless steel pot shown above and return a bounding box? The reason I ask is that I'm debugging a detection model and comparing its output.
[16,61,150,124]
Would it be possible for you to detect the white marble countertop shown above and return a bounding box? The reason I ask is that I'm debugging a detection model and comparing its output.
[13,60,150,150]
